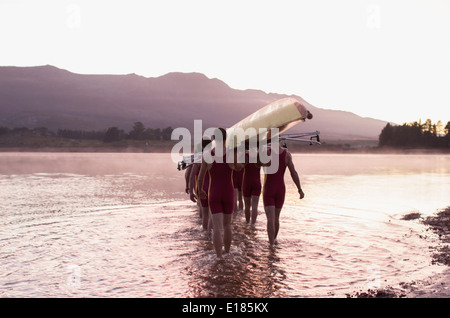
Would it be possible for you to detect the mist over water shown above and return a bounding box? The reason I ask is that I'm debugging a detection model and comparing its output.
[1,152,449,297]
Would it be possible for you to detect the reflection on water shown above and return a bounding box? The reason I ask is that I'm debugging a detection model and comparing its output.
[185,219,287,298]
[0,153,449,297]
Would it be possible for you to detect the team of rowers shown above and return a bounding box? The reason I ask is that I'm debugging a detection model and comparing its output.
[184,128,304,258]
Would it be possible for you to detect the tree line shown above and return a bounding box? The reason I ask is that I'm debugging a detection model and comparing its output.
[379,119,450,148]
[0,122,174,143]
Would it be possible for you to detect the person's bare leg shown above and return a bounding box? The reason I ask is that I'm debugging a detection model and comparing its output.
[274,208,282,241]
[234,189,239,212]
[238,191,243,211]
[208,210,213,233]
[251,195,259,225]
[202,207,210,230]
[244,196,251,223]
[223,214,233,254]
[211,212,224,257]
[264,205,276,245]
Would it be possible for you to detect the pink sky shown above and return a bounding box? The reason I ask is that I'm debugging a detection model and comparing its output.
[1,0,449,124]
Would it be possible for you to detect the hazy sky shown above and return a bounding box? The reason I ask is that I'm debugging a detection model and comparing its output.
[1,0,449,124]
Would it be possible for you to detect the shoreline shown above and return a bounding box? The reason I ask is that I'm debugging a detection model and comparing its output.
[0,146,175,153]
[0,146,449,155]
[1,134,449,154]
[348,207,450,298]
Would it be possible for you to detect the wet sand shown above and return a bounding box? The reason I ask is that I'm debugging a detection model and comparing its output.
[348,207,450,298]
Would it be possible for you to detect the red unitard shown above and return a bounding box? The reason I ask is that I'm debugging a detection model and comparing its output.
[263,148,287,209]
[242,163,261,197]
[232,169,243,191]
[208,153,235,214]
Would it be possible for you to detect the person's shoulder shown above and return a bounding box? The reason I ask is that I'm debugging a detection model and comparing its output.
[284,149,292,163]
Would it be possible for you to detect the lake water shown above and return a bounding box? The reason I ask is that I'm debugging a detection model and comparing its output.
[0,152,449,297]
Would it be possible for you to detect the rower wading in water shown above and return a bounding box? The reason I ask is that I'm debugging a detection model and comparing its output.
[189,137,212,231]
[198,128,244,258]
[262,143,304,245]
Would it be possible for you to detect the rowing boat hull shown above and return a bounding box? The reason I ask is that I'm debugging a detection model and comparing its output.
[177,97,314,169]
[226,97,312,148]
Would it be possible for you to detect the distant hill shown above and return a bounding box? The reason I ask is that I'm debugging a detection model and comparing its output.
[0,65,388,140]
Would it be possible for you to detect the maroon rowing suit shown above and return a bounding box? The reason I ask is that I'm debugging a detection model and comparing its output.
[263,147,287,209]
[242,163,261,197]
[208,151,234,214]
[232,169,244,191]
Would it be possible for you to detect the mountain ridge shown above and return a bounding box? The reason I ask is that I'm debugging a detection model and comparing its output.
[0,65,387,140]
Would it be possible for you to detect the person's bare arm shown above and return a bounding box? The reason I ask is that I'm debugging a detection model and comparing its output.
[185,165,192,194]
[197,159,209,200]
[189,164,199,202]
[286,152,304,199]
